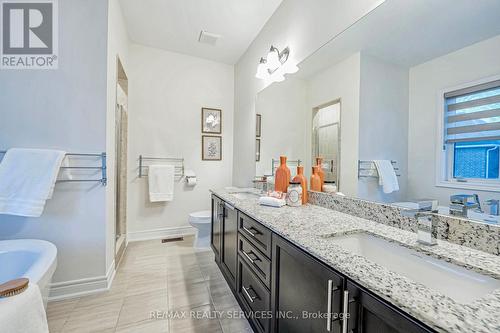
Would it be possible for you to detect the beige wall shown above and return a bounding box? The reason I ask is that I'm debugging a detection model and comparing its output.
[0,0,109,297]
[127,44,234,240]
[233,0,386,186]
[408,35,500,205]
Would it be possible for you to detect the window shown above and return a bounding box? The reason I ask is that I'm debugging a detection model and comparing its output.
[443,79,500,187]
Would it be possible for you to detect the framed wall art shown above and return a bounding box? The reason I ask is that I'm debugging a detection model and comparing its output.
[202,135,222,161]
[256,113,262,137]
[202,107,222,134]
[256,138,261,162]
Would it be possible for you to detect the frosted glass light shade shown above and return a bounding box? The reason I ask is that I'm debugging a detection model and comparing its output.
[270,67,285,82]
[255,62,269,79]
[283,61,299,74]
[266,48,281,70]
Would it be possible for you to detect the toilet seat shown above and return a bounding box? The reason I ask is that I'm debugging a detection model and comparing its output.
[189,210,212,249]
[189,210,211,223]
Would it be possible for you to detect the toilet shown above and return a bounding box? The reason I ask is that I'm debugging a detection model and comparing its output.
[189,210,212,249]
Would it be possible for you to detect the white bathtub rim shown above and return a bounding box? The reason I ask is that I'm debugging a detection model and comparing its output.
[0,239,57,284]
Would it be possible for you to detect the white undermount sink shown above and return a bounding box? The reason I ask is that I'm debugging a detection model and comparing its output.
[231,192,261,200]
[467,210,500,224]
[327,232,500,303]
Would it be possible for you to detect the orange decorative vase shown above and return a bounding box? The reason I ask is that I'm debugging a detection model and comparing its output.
[310,166,322,192]
[292,166,308,204]
[316,157,325,188]
[275,156,291,193]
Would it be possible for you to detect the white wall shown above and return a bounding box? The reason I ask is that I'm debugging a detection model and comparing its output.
[358,53,409,202]
[306,53,361,196]
[106,0,130,271]
[0,0,109,294]
[233,0,386,186]
[127,44,234,239]
[255,78,308,177]
[408,35,500,205]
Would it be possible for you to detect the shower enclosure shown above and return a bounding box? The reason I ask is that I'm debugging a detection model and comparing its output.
[115,57,128,262]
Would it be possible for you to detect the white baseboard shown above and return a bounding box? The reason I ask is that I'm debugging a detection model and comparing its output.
[48,260,116,302]
[127,225,196,242]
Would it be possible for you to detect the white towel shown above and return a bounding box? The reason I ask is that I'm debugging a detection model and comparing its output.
[259,196,286,207]
[373,160,399,194]
[0,283,49,333]
[0,148,66,217]
[148,165,174,202]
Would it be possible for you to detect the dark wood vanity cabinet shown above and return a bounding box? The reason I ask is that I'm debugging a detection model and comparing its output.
[237,258,272,333]
[345,281,432,333]
[210,195,435,333]
[271,234,344,333]
[212,195,238,290]
[221,202,238,289]
[211,195,223,261]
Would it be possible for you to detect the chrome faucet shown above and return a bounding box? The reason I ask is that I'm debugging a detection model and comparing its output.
[401,208,438,246]
[449,194,482,217]
[253,176,268,193]
[485,199,499,216]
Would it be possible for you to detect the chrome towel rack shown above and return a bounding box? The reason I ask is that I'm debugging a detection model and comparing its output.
[0,150,107,186]
[138,155,184,180]
[358,160,400,178]
[271,158,302,176]
[321,159,337,173]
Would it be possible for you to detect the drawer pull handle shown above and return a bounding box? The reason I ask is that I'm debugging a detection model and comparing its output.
[327,280,333,331]
[242,225,260,237]
[342,290,349,333]
[242,250,259,264]
[326,280,340,331]
[242,285,259,303]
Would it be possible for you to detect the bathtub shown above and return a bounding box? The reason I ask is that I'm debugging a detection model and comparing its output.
[0,239,57,308]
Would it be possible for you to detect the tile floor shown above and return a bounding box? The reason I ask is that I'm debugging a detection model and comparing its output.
[47,237,254,333]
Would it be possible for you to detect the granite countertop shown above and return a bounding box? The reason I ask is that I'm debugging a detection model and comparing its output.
[211,188,500,333]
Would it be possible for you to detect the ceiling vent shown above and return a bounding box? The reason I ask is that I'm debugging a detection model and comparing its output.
[198,30,220,46]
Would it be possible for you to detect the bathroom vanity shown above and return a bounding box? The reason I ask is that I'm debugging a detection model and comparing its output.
[210,190,500,333]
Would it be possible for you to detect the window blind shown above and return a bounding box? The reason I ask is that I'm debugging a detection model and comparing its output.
[444,79,500,143]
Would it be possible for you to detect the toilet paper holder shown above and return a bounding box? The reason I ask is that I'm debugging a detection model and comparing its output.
[184,171,197,186]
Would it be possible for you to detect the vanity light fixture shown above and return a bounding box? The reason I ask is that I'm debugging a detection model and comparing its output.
[255,58,268,79]
[255,45,299,82]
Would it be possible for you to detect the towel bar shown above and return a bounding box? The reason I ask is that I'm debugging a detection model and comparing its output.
[0,150,107,186]
[358,160,400,178]
[271,158,302,176]
[138,155,184,179]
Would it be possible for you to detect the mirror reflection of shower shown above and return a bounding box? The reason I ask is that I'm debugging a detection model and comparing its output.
[312,101,341,188]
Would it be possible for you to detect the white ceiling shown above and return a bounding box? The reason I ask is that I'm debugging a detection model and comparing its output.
[298,0,500,78]
[119,0,283,64]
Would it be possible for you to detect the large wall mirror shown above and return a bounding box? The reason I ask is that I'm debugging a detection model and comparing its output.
[254,0,500,225]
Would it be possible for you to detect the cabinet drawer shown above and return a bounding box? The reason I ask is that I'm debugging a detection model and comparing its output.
[238,212,272,258]
[238,234,271,289]
[237,259,271,333]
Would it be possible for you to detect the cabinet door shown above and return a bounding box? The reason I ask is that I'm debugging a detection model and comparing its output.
[346,281,434,333]
[211,196,222,261]
[272,234,344,333]
[221,202,238,289]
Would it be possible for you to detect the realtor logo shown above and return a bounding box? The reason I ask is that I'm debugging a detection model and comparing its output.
[1,0,58,69]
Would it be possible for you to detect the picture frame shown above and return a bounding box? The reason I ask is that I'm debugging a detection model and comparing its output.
[256,114,262,137]
[202,135,222,161]
[202,107,222,134]
[256,138,261,162]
